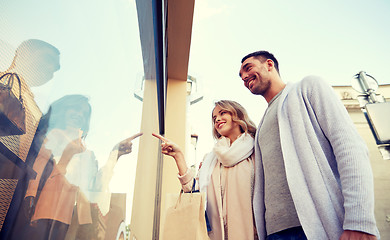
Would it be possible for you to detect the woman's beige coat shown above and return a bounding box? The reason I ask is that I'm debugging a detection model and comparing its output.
[180,154,256,240]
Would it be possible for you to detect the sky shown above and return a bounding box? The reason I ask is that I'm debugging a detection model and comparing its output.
[187,0,390,167]
[1,0,390,226]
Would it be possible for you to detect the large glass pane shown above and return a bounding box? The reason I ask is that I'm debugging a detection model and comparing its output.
[0,1,143,239]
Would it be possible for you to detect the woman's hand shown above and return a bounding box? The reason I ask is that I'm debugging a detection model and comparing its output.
[58,136,86,172]
[152,133,183,158]
[63,137,86,157]
[60,129,86,158]
[152,133,187,175]
[23,196,35,220]
[114,132,143,159]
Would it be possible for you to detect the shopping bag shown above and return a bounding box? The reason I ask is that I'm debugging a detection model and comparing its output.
[0,72,26,135]
[162,191,209,240]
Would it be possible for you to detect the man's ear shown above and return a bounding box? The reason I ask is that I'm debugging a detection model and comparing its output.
[265,59,274,71]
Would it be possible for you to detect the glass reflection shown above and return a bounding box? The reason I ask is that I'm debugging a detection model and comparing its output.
[0,39,60,158]
[8,39,60,87]
[15,95,140,239]
[0,0,143,239]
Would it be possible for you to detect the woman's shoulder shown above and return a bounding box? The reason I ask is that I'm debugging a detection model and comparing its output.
[198,151,216,172]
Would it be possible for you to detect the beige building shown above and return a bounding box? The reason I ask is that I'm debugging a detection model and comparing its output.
[130,0,195,239]
[333,84,390,239]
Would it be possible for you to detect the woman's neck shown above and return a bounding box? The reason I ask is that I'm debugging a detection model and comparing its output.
[225,131,243,144]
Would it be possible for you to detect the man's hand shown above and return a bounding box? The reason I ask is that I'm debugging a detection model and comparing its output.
[339,230,377,240]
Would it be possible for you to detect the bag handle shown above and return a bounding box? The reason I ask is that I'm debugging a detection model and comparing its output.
[0,73,24,104]
[175,179,197,208]
[0,73,14,88]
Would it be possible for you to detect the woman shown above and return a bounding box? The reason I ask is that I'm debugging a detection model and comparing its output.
[153,100,257,240]
[24,94,141,240]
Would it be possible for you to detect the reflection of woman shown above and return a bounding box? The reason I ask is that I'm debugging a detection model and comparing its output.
[24,94,141,240]
[153,100,257,240]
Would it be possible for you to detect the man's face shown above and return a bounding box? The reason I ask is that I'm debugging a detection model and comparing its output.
[239,57,271,96]
[32,48,60,86]
[22,48,60,87]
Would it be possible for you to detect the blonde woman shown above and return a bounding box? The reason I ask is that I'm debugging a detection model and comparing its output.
[153,100,257,240]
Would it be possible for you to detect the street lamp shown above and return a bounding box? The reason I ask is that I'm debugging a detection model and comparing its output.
[352,71,379,103]
[352,71,390,160]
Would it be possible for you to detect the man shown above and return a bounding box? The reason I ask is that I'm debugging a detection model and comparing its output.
[239,51,379,240]
[0,39,60,159]
[0,39,60,239]
[7,39,61,87]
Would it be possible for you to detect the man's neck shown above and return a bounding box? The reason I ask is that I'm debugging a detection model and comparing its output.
[264,81,286,103]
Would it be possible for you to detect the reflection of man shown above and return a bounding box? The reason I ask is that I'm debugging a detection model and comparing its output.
[0,39,60,161]
[239,51,379,240]
[0,39,60,239]
[6,39,60,87]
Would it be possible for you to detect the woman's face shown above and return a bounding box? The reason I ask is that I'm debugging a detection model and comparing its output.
[212,105,241,141]
[64,104,90,130]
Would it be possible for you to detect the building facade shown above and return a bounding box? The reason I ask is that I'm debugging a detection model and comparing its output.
[333,84,390,239]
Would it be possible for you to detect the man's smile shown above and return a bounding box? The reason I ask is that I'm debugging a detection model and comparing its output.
[247,76,256,89]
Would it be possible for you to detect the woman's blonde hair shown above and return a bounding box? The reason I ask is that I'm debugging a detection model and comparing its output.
[212,100,256,139]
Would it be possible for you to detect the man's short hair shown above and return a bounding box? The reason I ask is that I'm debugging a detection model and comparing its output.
[241,50,280,74]
[16,39,60,57]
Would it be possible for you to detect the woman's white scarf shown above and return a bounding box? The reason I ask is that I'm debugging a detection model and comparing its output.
[198,133,254,206]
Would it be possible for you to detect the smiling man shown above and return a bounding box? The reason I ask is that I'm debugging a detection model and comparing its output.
[239,51,379,240]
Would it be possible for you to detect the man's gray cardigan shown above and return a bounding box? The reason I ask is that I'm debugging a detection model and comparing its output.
[253,76,380,239]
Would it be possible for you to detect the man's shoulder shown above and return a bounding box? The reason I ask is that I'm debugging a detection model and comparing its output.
[288,75,329,93]
[296,75,326,86]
